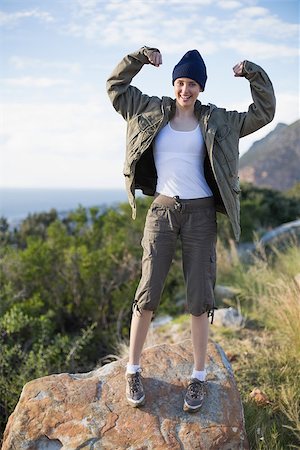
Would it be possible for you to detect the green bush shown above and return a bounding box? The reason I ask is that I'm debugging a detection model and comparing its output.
[0,197,182,438]
[239,182,300,241]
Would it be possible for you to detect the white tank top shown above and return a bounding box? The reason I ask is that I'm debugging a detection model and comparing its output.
[153,122,213,199]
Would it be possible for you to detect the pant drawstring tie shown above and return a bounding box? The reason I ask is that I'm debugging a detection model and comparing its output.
[132,300,142,317]
[207,308,217,324]
[173,195,182,212]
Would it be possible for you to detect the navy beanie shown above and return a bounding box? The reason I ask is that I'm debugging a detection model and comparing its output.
[172,50,207,91]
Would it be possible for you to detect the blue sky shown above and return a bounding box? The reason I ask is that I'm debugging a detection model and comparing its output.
[0,0,299,189]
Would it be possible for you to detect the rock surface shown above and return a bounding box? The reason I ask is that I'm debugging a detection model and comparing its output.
[214,285,239,302]
[213,307,245,329]
[239,120,300,191]
[3,339,249,450]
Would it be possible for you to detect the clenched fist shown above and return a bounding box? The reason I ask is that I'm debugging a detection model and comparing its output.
[233,61,245,77]
[148,51,162,67]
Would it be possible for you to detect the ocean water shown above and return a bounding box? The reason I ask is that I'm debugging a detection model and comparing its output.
[0,188,128,226]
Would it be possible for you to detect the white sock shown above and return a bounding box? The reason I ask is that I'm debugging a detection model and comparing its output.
[126,363,141,374]
[191,368,206,382]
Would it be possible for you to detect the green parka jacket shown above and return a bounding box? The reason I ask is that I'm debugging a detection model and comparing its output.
[106,46,276,241]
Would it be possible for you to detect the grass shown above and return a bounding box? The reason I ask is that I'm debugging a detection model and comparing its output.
[213,326,300,449]
[214,241,300,449]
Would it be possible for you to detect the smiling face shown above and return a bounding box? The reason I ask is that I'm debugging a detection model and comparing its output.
[174,77,202,109]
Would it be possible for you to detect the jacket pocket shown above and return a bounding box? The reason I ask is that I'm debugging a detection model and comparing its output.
[138,114,153,132]
[215,124,231,142]
[127,114,154,155]
[214,124,240,165]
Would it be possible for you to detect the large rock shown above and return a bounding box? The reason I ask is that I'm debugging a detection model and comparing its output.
[3,339,249,450]
[213,307,245,329]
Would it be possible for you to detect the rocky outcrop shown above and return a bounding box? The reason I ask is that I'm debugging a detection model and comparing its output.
[239,120,300,191]
[3,339,249,450]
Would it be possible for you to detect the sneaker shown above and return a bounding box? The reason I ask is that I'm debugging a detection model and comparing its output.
[126,371,145,407]
[183,378,206,413]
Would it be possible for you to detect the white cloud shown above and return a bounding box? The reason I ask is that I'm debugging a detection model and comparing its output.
[0,9,53,27]
[9,56,81,75]
[64,0,298,60]
[165,0,213,4]
[222,39,299,59]
[274,92,300,125]
[232,8,298,40]
[0,99,126,188]
[163,41,218,55]
[218,1,242,9]
[236,6,268,17]
[203,6,298,43]
[2,77,71,88]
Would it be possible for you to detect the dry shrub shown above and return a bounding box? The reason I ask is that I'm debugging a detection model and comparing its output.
[280,382,300,443]
[258,280,300,358]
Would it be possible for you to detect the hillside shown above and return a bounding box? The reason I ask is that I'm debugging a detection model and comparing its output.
[239,120,300,190]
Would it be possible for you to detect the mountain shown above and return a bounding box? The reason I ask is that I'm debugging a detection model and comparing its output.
[239,120,300,191]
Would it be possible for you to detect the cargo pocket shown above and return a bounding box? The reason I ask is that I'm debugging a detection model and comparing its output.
[141,233,156,258]
[209,251,217,289]
[203,207,217,226]
[145,204,171,233]
[206,249,217,323]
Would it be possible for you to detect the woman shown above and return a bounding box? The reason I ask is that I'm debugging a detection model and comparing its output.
[106,46,275,412]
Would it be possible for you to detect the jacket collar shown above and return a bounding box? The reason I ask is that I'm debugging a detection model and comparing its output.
[161,97,217,135]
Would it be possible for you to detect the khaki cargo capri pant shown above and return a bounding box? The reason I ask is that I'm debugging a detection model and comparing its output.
[133,194,217,322]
